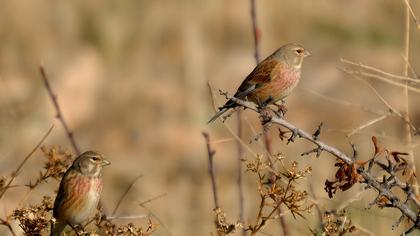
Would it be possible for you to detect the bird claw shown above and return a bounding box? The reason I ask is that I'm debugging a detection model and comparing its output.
[259,107,273,124]
[274,103,288,118]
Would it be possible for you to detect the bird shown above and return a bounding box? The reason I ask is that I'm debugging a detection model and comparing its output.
[208,43,311,123]
[50,151,110,236]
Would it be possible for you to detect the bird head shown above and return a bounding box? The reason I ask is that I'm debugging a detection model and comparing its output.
[272,43,311,70]
[72,151,110,177]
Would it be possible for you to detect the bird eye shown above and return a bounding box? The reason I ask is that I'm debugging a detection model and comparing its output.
[92,156,100,161]
[295,49,303,54]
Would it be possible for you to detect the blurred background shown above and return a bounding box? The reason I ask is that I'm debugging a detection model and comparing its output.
[0,0,419,235]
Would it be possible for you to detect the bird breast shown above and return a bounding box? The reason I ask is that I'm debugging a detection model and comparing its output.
[251,67,301,103]
[66,177,102,225]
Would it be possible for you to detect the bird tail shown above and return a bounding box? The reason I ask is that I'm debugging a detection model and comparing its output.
[50,221,66,236]
[207,107,229,124]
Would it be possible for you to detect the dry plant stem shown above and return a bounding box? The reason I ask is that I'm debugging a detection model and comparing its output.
[0,125,54,199]
[40,66,81,156]
[0,218,17,236]
[339,69,419,134]
[402,0,418,196]
[304,88,418,135]
[202,132,220,209]
[403,0,420,30]
[250,0,260,63]
[341,58,419,84]
[236,111,246,233]
[111,174,144,216]
[340,67,420,94]
[347,115,387,137]
[249,0,288,234]
[139,196,172,236]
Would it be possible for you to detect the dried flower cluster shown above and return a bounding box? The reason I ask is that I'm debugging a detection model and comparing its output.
[26,145,74,189]
[244,156,313,235]
[213,208,242,235]
[310,209,357,236]
[95,214,157,236]
[12,196,54,234]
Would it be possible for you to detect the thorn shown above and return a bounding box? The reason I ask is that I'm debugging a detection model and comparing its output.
[287,129,299,144]
[312,122,323,140]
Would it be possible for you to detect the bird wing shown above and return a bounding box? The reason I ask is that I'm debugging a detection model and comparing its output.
[217,59,279,110]
[53,169,71,218]
[235,59,279,98]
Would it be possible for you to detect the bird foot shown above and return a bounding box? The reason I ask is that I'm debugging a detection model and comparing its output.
[259,107,273,124]
[273,103,288,118]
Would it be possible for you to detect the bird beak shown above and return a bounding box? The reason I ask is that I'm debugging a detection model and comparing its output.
[101,159,111,166]
[304,50,312,58]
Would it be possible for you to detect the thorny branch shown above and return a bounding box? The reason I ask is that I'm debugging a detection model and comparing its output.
[40,66,81,155]
[217,93,420,232]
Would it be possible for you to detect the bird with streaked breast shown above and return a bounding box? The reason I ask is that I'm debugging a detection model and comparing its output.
[50,151,110,236]
[208,43,311,123]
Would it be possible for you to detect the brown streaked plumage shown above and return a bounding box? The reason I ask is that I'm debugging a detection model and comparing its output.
[208,43,310,123]
[50,151,110,236]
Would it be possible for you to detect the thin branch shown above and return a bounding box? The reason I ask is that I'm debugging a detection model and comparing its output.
[138,193,167,206]
[341,58,420,84]
[202,132,219,209]
[250,0,260,63]
[40,66,81,155]
[0,218,17,236]
[402,0,418,196]
[111,174,144,216]
[340,69,419,134]
[106,215,148,220]
[347,115,387,137]
[340,67,420,94]
[137,193,171,235]
[0,125,54,199]
[403,0,420,30]
[236,110,246,233]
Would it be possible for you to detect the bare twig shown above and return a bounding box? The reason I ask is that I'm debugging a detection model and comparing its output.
[0,218,17,236]
[138,193,167,206]
[402,0,418,197]
[236,110,246,233]
[40,66,81,155]
[347,115,387,137]
[250,0,260,63]
[139,195,172,236]
[339,68,419,135]
[112,174,144,216]
[341,59,420,84]
[202,132,219,209]
[0,125,54,199]
[403,0,420,30]
[340,67,420,94]
[106,215,148,220]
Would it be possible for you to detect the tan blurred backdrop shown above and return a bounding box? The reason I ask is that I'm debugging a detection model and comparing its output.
[0,0,419,235]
